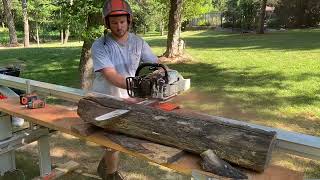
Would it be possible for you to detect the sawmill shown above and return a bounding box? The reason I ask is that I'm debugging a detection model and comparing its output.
[0,63,319,179]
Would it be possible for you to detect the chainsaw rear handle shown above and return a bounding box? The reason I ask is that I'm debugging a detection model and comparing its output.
[135,63,169,83]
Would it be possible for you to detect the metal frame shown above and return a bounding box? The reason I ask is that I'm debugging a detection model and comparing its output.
[0,113,16,176]
[1,74,319,160]
[0,127,50,154]
[0,84,52,177]
[1,74,320,180]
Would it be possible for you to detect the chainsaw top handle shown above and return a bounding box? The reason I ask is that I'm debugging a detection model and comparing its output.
[135,63,169,83]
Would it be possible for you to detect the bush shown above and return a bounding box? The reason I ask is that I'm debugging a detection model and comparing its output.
[266,18,282,28]
[0,27,9,33]
[0,28,9,46]
[222,21,242,28]
[197,19,210,26]
[0,38,8,46]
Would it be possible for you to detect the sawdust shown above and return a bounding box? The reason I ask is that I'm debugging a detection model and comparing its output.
[171,90,261,122]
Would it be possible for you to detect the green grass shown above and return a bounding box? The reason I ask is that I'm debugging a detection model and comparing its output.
[1,28,319,134]
[145,29,320,136]
[180,29,320,135]
[0,42,82,88]
[1,28,320,178]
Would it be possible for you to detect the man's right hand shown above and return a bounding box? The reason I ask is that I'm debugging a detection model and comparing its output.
[100,67,127,89]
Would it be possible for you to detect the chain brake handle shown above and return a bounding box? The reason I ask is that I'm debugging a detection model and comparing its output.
[135,63,169,84]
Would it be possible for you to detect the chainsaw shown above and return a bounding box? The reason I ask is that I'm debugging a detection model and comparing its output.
[126,63,190,101]
[95,63,190,121]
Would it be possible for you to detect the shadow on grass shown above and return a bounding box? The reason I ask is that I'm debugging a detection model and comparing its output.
[169,62,320,136]
[0,151,39,180]
[47,133,189,180]
[3,132,189,180]
[0,47,81,88]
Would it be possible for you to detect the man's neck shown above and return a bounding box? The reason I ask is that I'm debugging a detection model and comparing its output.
[111,32,129,45]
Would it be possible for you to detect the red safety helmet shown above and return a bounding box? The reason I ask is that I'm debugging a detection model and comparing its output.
[103,0,133,29]
[103,0,133,19]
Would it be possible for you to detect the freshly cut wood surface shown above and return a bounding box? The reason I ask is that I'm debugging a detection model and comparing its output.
[78,96,277,172]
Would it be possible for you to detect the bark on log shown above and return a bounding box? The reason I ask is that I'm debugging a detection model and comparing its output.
[77,96,277,172]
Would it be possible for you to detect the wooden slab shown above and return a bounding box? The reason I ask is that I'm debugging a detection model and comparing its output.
[33,161,79,180]
[0,98,303,180]
[71,122,102,136]
[71,122,185,164]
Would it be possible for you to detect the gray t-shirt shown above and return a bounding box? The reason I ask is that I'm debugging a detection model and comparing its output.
[91,33,157,98]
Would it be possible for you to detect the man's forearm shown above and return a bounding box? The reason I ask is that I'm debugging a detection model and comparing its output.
[101,68,127,89]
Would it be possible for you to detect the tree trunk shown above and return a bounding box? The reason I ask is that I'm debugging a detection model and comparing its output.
[63,0,72,44]
[77,96,277,172]
[36,22,40,47]
[257,0,267,34]
[79,40,94,90]
[164,0,183,58]
[160,21,164,36]
[64,25,70,44]
[220,13,223,28]
[79,8,103,90]
[21,0,29,47]
[2,0,18,46]
[61,29,64,44]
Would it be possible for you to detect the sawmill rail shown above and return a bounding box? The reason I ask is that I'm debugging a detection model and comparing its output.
[0,74,319,160]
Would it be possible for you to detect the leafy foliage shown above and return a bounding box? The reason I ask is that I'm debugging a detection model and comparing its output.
[69,0,104,41]
[183,0,214,20]
[273,0,320,28]
[214,0,260,30]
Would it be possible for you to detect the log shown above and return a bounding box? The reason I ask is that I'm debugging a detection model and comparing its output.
[77,96,277,172]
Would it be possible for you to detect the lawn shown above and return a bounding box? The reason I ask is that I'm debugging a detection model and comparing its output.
[145,29,320,136]
[1,28,320,178]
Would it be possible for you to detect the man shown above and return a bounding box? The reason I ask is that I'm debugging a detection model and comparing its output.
[91,0,158,179]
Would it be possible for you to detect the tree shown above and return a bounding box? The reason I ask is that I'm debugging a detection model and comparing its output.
[183,0,213,20]
[22,0,29,47]
[128,0,169,35]
[76,0,104,90]
[164,0,183,58]
[2,0,18,46]
[54,0,73,44]
[214,0,260,31]
[28,0,58,46]
[257,0,267,34]
[0,1,5,28]
[273,0,320,28]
